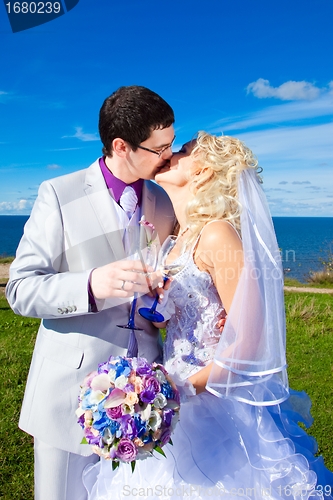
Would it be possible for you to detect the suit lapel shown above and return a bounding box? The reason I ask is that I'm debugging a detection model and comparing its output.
[84,160,126,261]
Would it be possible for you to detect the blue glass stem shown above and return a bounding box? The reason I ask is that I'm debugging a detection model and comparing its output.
[128,294,138,329]
[148,276,168,313]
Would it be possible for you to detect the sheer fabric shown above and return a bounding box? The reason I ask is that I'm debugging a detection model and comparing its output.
[207,169,289,405]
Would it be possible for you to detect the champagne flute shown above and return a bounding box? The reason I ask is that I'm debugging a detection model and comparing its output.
[138,235,188,322]
[117,244,158,330]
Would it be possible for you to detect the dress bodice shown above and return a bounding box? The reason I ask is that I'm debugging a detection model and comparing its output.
[163,252,225,380]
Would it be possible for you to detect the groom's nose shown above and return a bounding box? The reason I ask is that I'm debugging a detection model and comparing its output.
[160,147,173,160]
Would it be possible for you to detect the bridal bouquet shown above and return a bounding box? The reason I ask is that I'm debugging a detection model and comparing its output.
[76,356,180,470]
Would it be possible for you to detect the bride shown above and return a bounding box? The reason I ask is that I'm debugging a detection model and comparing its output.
[83,132,333,499]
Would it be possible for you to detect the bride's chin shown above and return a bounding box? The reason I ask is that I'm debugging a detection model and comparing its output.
[154,170,168,185]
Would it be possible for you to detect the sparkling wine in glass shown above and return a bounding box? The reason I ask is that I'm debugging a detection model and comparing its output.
[138,235,187,322]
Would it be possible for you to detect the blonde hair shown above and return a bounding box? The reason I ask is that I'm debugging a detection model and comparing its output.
[182,131,261,247]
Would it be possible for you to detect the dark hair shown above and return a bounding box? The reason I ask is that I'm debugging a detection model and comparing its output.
[99,86,175,156]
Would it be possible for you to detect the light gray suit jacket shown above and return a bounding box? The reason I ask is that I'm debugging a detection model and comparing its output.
[6,159,175,455]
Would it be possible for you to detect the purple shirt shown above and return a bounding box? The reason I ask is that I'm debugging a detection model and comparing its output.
[99,157,143,205]
[88,158,144,312]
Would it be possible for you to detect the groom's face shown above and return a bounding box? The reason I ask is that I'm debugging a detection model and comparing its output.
[127,125,175,180]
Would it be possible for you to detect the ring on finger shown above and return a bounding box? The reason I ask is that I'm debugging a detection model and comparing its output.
[121,280,126,290]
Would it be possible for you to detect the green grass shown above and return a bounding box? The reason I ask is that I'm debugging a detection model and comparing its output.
[0,290,332,498]
[285,292,333,470]
[284,276,333,289]
[0,256,14,264]
[0,292,38,499]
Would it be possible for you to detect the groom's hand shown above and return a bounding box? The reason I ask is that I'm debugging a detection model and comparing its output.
[90,260,155,300]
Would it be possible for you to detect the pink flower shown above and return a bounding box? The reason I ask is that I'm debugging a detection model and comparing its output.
[106,405,123,419]
[139,218,157,245]
[116,438,138,462]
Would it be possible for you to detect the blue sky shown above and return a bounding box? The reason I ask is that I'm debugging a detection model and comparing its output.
[0,0,332,216]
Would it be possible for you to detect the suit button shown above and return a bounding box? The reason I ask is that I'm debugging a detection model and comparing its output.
[73,305,77,312]
[63,308,68,314]
[67,306,73,313]
[58,308,64,314]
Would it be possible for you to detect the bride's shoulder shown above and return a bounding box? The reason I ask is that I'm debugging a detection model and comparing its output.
[195,220,242,270]
[200,220,241,247]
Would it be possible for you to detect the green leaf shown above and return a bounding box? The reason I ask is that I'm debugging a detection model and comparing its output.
[112,461,120,471]
[154,446,166,457]
[131,461,136,473]
[80,437,88,445]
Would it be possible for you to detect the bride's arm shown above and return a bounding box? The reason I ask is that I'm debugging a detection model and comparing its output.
[188,221,244,394]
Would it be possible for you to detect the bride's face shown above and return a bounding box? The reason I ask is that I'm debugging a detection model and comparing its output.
[155,140,196,189]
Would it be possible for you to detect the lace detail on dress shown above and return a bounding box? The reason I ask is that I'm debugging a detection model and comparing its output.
[163,252,226,380]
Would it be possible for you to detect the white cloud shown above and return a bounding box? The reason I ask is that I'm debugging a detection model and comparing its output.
[47,164,61,170]
[0,91,9,102]
[62,127,99,142]
[0,199,34,213]
[236,122,333,164]
[213,93,333,132]
[292,181,311,185]
[247,78,321,101]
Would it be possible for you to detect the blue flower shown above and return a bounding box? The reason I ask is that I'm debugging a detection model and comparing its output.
[133,415,147,438]
[161,382,173,399]
[92,410,109,431]
[115,358,132,378]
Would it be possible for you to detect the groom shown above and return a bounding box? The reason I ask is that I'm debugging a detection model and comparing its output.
[6,86,176,500]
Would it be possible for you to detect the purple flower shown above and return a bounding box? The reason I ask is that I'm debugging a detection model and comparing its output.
[98,361,109,373]
[106,405,123,419]
[77,413,85,428]
[119,414,137,439]
[140,375,161,403]
[162,409,174,427]
[123,383,135,394]
[84,428,101,446]
[136,358,153,377]
[159,428,172,447]
[141,389,157,404]
[116,438,138,462]
[143,376,161,394]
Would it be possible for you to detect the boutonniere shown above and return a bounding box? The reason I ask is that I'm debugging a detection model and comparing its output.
[139,216,157,246]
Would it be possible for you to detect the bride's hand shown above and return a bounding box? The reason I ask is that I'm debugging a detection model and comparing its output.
[215,311,227,332]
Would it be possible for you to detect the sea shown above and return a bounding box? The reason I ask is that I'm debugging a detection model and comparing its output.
[1,215,333,283]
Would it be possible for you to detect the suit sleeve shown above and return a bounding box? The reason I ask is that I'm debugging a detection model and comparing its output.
[5,181,92,319]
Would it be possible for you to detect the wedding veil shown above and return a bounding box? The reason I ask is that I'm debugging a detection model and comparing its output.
[206,169,289,406]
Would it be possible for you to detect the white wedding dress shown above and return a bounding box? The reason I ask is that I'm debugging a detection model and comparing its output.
[83,252,333,499]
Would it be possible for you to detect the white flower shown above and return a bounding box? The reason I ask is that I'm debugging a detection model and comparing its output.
[114,374,128,389]
[103,427,115,445]
[148,410,162,431]
[138,403,152,422]
[154,369,167,384]
[89,390,106,405]
[90,373,110,392]
[153,393,167,409]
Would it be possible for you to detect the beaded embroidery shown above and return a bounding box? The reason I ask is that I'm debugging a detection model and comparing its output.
[164,252,225,380]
